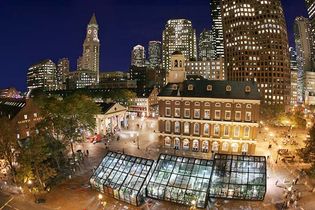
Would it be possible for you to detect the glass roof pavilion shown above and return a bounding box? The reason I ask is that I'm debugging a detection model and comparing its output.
[90,151,154,206]
[147,154,213,208]
[209,154,266,200]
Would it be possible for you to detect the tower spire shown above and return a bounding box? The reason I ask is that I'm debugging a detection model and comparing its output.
[89,13,98,25]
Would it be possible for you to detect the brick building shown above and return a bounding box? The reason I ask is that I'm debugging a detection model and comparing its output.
[158,51,260,155]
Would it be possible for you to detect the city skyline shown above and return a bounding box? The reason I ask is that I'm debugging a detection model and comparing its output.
[0,0,308,90]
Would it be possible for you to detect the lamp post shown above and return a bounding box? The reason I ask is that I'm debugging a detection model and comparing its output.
[27,180,37,202]
[190,199,197,210]
[98,194,107,209]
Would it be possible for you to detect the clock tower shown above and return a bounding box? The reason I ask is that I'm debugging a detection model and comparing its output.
[80,13,100,82]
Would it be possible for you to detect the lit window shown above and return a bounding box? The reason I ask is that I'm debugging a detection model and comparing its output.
[244,127,250,137]
[204,110,210,119]
[185,101,190,106]
[234,126,240,137]
[194,109,200,118]
[194,123,200,135]
[175,108,180,117]
[204,124,209,135]
[174,122,180,133]
[225,111,231,120]
[224,126,229,136]
[214,125,220,136]
[246,104,252,109]
[165,107,171,116]
[184,109,190,118]
[235,111,241,121]
[215,103,221,107]
[165,121,171,132]
[214,110,221,120]
[34,113,38,118]
[24,114,28,120]
[236,103,242,108]
[245,112,252,121]
[184,122,190,134]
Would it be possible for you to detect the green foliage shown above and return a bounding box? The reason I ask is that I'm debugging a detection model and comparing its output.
[298,125,315,163]
[17,136,57,191]
[0,117,20,183]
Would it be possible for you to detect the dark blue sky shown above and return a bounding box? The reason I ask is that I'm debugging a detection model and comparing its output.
[0,0,308,90]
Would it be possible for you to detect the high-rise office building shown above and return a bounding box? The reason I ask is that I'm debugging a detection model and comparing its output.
[78,14,100,82]
[305,0,315,65]
[198,29,215,61]
[221,0,291,105]
[294,17,313,102]
[289,47,298,71]
[131,45,146,67]
[148,41,162,68]
[162,19,197,71]
[210,0,224,59]
[289,47,298,105]
[56,58,70,90]
[27,59,57,91]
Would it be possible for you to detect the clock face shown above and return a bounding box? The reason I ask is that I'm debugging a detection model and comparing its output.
[88,29,91,34]
[93,29,97,34]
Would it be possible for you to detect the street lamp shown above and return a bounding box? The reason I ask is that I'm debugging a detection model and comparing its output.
[98,193,107,209]
[190,199,197,210]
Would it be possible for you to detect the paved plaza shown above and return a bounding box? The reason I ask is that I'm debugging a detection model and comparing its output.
[1,117,315,210]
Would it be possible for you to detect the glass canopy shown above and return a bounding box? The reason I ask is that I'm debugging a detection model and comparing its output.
[90,151,154,206]
[209,154,266,200]
[147,154,213,208]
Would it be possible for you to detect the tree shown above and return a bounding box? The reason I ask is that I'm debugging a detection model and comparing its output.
[0,117,20,183]
[17,135,57,192]
[298,125,315,163]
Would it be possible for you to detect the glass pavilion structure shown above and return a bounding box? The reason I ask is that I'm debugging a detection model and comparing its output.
[90,151,154,206]
[146,154,213,208]
[209,154,266,200]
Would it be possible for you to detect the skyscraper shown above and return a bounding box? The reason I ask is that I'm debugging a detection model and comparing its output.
[294,17,313,102]
[78,13,100,82]
[289,47,298,105]
[221,0,291,105]
[131,45,146,67]
[210,0,224,59]
[162,19,197,71]
[198,29,215,61]
[27,59,57,91]
[56,58,70,90]
[305,0,315,65]
[148,41,162,68]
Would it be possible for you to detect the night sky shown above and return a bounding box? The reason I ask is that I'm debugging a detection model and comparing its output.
[0,0,308,91]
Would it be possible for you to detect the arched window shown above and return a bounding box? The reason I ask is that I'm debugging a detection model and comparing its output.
[214,124,220,136]
[202,141,209,153]
[174,121,180,133]
[184,122,190,134]
[174,138,180,150]
[222,142,229,151]
[165,137,171,147]
[231,143,239,153]
[244,126,250,137]
[174,60,178,67]
[226,85,232,92]
[226,103,231,108]
[204,124,209,135]
[192,140,199,151]
[183,139,190,150]
[242,143,249,153]
[204,102,210,106]
[179,60,183,67]
[194,123,200,135]
[212,142,219,152]
[236,103,242,108]
[207,85,212,91]
[165,121,171,132]
[188,84,194,90]
[246,104,252,109]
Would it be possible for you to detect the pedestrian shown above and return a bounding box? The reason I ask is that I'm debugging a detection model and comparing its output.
[86,149,89,157]
[122,148,125,154]
[295,178,299,185]
[117,136,120,141]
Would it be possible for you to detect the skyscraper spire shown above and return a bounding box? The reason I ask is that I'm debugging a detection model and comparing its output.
[89,13,98,26]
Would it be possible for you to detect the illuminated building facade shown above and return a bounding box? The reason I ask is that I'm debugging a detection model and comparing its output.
[222,0,291,105]
[198,29,215,61]
[185,57,225,80]
[78,14,100,82]
[290,47,298,105]
[158,52,260,156]
[67,70,97,89]
[148,41,162,68]
[210,0,224,58]
[131,45,146,67]
[162,19,197,71]
[27,59,57,91]
[305,0,315,66]
[56,58,70,90]
[294,17,313,102]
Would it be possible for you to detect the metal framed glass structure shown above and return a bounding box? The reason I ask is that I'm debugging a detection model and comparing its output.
[147,154,213,208]
[89,151,154,206]
[209,154,266,200]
